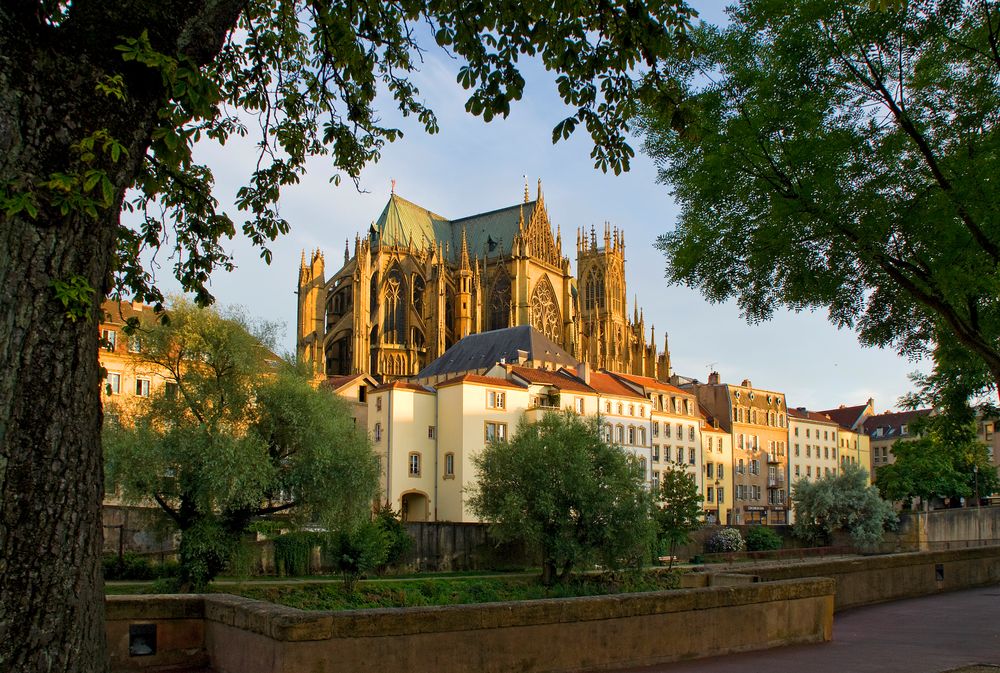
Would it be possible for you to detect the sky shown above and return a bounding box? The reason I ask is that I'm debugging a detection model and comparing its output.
[142,1,926,414]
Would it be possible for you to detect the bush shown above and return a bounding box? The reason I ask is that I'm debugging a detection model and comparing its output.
[745,526,782,551]
[323,521,389,592]
[273,531,324,577]
[705,527,745,553]
[373,504,413,574]
[102,553,180,581]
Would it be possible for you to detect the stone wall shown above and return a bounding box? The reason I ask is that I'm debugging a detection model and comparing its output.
[740,545,1000,610]
[102,505,176,558]
[403,521,532,571]
[107,578,834,673]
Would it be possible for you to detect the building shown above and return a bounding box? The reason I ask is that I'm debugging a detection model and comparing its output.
[99,301,174,410]
[788,408,841,483]
[816,399,875,482]
[864,409,932,474]
[683,372,789,525]
[320,373,379,430]
[296,182,669,381]
[699,407,732,525]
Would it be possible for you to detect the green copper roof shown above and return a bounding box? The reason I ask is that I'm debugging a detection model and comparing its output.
[374,195,451,249]
[374,194,536,260]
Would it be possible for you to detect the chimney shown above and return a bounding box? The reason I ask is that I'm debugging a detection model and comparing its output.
[741,379,752,388]
[576,362,591,385]
[708,371,720,385]
[839,404,846,409]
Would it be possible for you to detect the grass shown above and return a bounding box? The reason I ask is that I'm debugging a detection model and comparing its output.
[106,568,683,608]
[224,570,681,611]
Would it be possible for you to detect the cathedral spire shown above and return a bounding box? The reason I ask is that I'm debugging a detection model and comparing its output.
[459,225,471,271]
[344,239,350,264]
[523,175,530,203]
[537,177,543,204]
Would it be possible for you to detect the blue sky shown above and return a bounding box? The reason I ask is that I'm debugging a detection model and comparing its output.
[148,1,925,413]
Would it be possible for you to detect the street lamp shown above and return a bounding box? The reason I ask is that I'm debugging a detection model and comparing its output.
[715,478,721,525]
[974,464,980,508]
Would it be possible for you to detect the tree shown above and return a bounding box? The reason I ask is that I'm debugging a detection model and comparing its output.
[468,412,653,586]
[792,463,897,548]
[641,1,1000,395]
[104,300,378,590]
[654,466,703,569]
[0,3,696,667]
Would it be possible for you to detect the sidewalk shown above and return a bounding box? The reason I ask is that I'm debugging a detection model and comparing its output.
[611,585,1000,673]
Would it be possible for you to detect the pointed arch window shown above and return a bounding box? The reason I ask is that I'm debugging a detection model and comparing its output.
[384,268,406,344]
[529,278,560,341]
[412,275,425,316]
[488,272,512,331]
[585,269,605,311]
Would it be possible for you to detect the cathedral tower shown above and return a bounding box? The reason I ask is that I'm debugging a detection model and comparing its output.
[296,249,326,374]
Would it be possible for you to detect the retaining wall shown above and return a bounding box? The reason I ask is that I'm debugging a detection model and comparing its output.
[108,578,833,673]
[738,545,1000,610]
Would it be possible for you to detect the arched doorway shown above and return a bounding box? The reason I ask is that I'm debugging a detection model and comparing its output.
[400,491,429,522]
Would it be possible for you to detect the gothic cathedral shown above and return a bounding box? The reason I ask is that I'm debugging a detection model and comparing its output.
[297,180,669,381]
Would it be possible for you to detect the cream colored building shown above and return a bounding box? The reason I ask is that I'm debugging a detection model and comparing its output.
[838,427,872,482]
[699,408,732,525]
[99,301,175,410]
[788,408,841,483]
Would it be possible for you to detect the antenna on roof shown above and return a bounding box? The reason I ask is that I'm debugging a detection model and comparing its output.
[707,361,717,371]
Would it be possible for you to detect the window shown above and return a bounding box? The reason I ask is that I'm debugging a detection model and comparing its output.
[639,457,647,476]
[717,487,725,503]
[823,430,829,440]
[688,448,696,465]
[628,426,636,445]
[900,424,908,436]
[806,446,812,458]
[652,445,660,462]
[652,421,659,437]
[444,453,455,478]
[101,329,117,351]
[105,372,121,395]
[128,335,141,353]
[605,402,611,413]
[716,437,722,450]
[824,446,829,459]
[676,423,682,439]
[616,425,625,444]
[575,397,584,414]
[718,464,724,478]
[374,423,382,442]
[806,465,812,477]
[618,403,624,415]
[706,462,714,478]
[376,396,382,412]
[639,406,645,418]
[164,381,178,399]
[428,426,436,439]
[707,486,715,503]
[135,378,150,397]
[664,424,672,438]
[485,421,507,442]
[408,452,421,477]
[639,427,647,445]
[806,428,811,438]
[604,423,613,442]
[737,458,745,474]
[688,426,695,441]
[487,390,506,409]
[629,404,635,416]
[652,471,660,491]
[685,400,693,415]
[795,464,800,477]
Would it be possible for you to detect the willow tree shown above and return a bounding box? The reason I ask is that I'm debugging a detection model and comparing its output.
[0,1,695,669]
[642,0,1000,393]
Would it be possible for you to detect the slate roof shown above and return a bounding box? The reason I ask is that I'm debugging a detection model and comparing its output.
[374,193,536,260]
[863,409,932,440]
[815,403,871,431]
[788,408,840,426]
[416,325,578,379]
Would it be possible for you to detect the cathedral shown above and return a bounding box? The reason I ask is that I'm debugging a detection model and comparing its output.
[296,180,670,381]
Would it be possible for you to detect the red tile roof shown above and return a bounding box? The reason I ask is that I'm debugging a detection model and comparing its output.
[372,380,435,394]
[788,408,840,426]
[608,371,692,396]
[323,374,366,391]
[506,365,596,393]
[435,374,527,391]
[587,371,647,399]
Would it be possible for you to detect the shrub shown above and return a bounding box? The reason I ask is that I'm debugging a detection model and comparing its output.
[745,526,782,551]
[102,553,180,581]
[373,504,413,574]
[323,521,389,592]
[273,531,323,577]
[705,527,745,553]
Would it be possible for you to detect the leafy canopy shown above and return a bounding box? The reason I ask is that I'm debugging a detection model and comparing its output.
[641,0,1000,387]
[104,299,378,587]
[467,411,653,586]
[11,0,696,309]
[792,463,897,548]
[654,465,703,567]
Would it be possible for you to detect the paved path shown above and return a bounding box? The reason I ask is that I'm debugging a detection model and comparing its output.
[611,585,1000,673]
